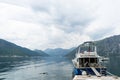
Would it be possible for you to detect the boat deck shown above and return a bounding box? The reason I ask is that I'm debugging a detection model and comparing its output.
[73,75,120,80]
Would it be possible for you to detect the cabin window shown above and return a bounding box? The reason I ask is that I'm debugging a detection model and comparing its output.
[90,58,97,63]
[79,58,97,63]
[80,43,95,52]
[79,58,98,67]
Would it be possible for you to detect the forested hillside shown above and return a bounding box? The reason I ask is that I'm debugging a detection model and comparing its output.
[0,39,47,57]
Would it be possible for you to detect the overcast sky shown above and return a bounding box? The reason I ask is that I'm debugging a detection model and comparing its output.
[0,0,120,50]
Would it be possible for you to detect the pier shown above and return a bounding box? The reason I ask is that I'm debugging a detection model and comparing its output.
[73,75,120,80]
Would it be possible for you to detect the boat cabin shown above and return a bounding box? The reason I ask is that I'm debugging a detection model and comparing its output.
[78,57,99,67]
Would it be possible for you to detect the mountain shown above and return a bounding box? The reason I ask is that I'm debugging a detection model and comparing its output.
[65,35,120,59]
[95,35,120,56]
[44,47,75,56]
[0,39,46,57]
[34,49,49,56]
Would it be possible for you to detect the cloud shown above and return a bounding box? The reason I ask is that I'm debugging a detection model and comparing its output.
[0,0,120,50]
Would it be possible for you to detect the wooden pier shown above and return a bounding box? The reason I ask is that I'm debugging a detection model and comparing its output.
[73,75,120,80]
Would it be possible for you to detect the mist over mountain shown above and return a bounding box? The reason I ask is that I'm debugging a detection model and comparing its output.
[65,35,120,59]
[0,39,47,57]
[44,47,75,56]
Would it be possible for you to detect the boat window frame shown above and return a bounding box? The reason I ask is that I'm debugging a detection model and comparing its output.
[78,58,98,67]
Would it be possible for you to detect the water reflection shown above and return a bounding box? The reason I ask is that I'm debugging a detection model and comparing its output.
[0,56,120,80]
[0,57,73,80]
[107,56,120,76]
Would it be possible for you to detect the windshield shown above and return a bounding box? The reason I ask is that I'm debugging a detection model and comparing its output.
[80,42,95,53]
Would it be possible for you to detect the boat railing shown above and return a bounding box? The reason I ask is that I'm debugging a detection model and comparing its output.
[81,62,104,68]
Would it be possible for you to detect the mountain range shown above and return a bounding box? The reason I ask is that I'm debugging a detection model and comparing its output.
[34,49,49,56]
[65,35,120,59]
[0,34,120,58]
[0,39,48,57]
[44,47,75,56]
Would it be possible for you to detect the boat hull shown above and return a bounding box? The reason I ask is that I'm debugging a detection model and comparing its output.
[72,67,106,78]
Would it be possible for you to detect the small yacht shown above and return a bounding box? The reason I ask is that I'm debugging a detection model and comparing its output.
[72,41,120,80]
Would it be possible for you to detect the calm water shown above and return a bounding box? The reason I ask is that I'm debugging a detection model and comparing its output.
[107,56,120,76]
[0,56,120,80]
[0,57,73,80]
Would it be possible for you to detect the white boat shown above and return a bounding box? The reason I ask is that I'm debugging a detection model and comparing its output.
[72,41,120,80]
